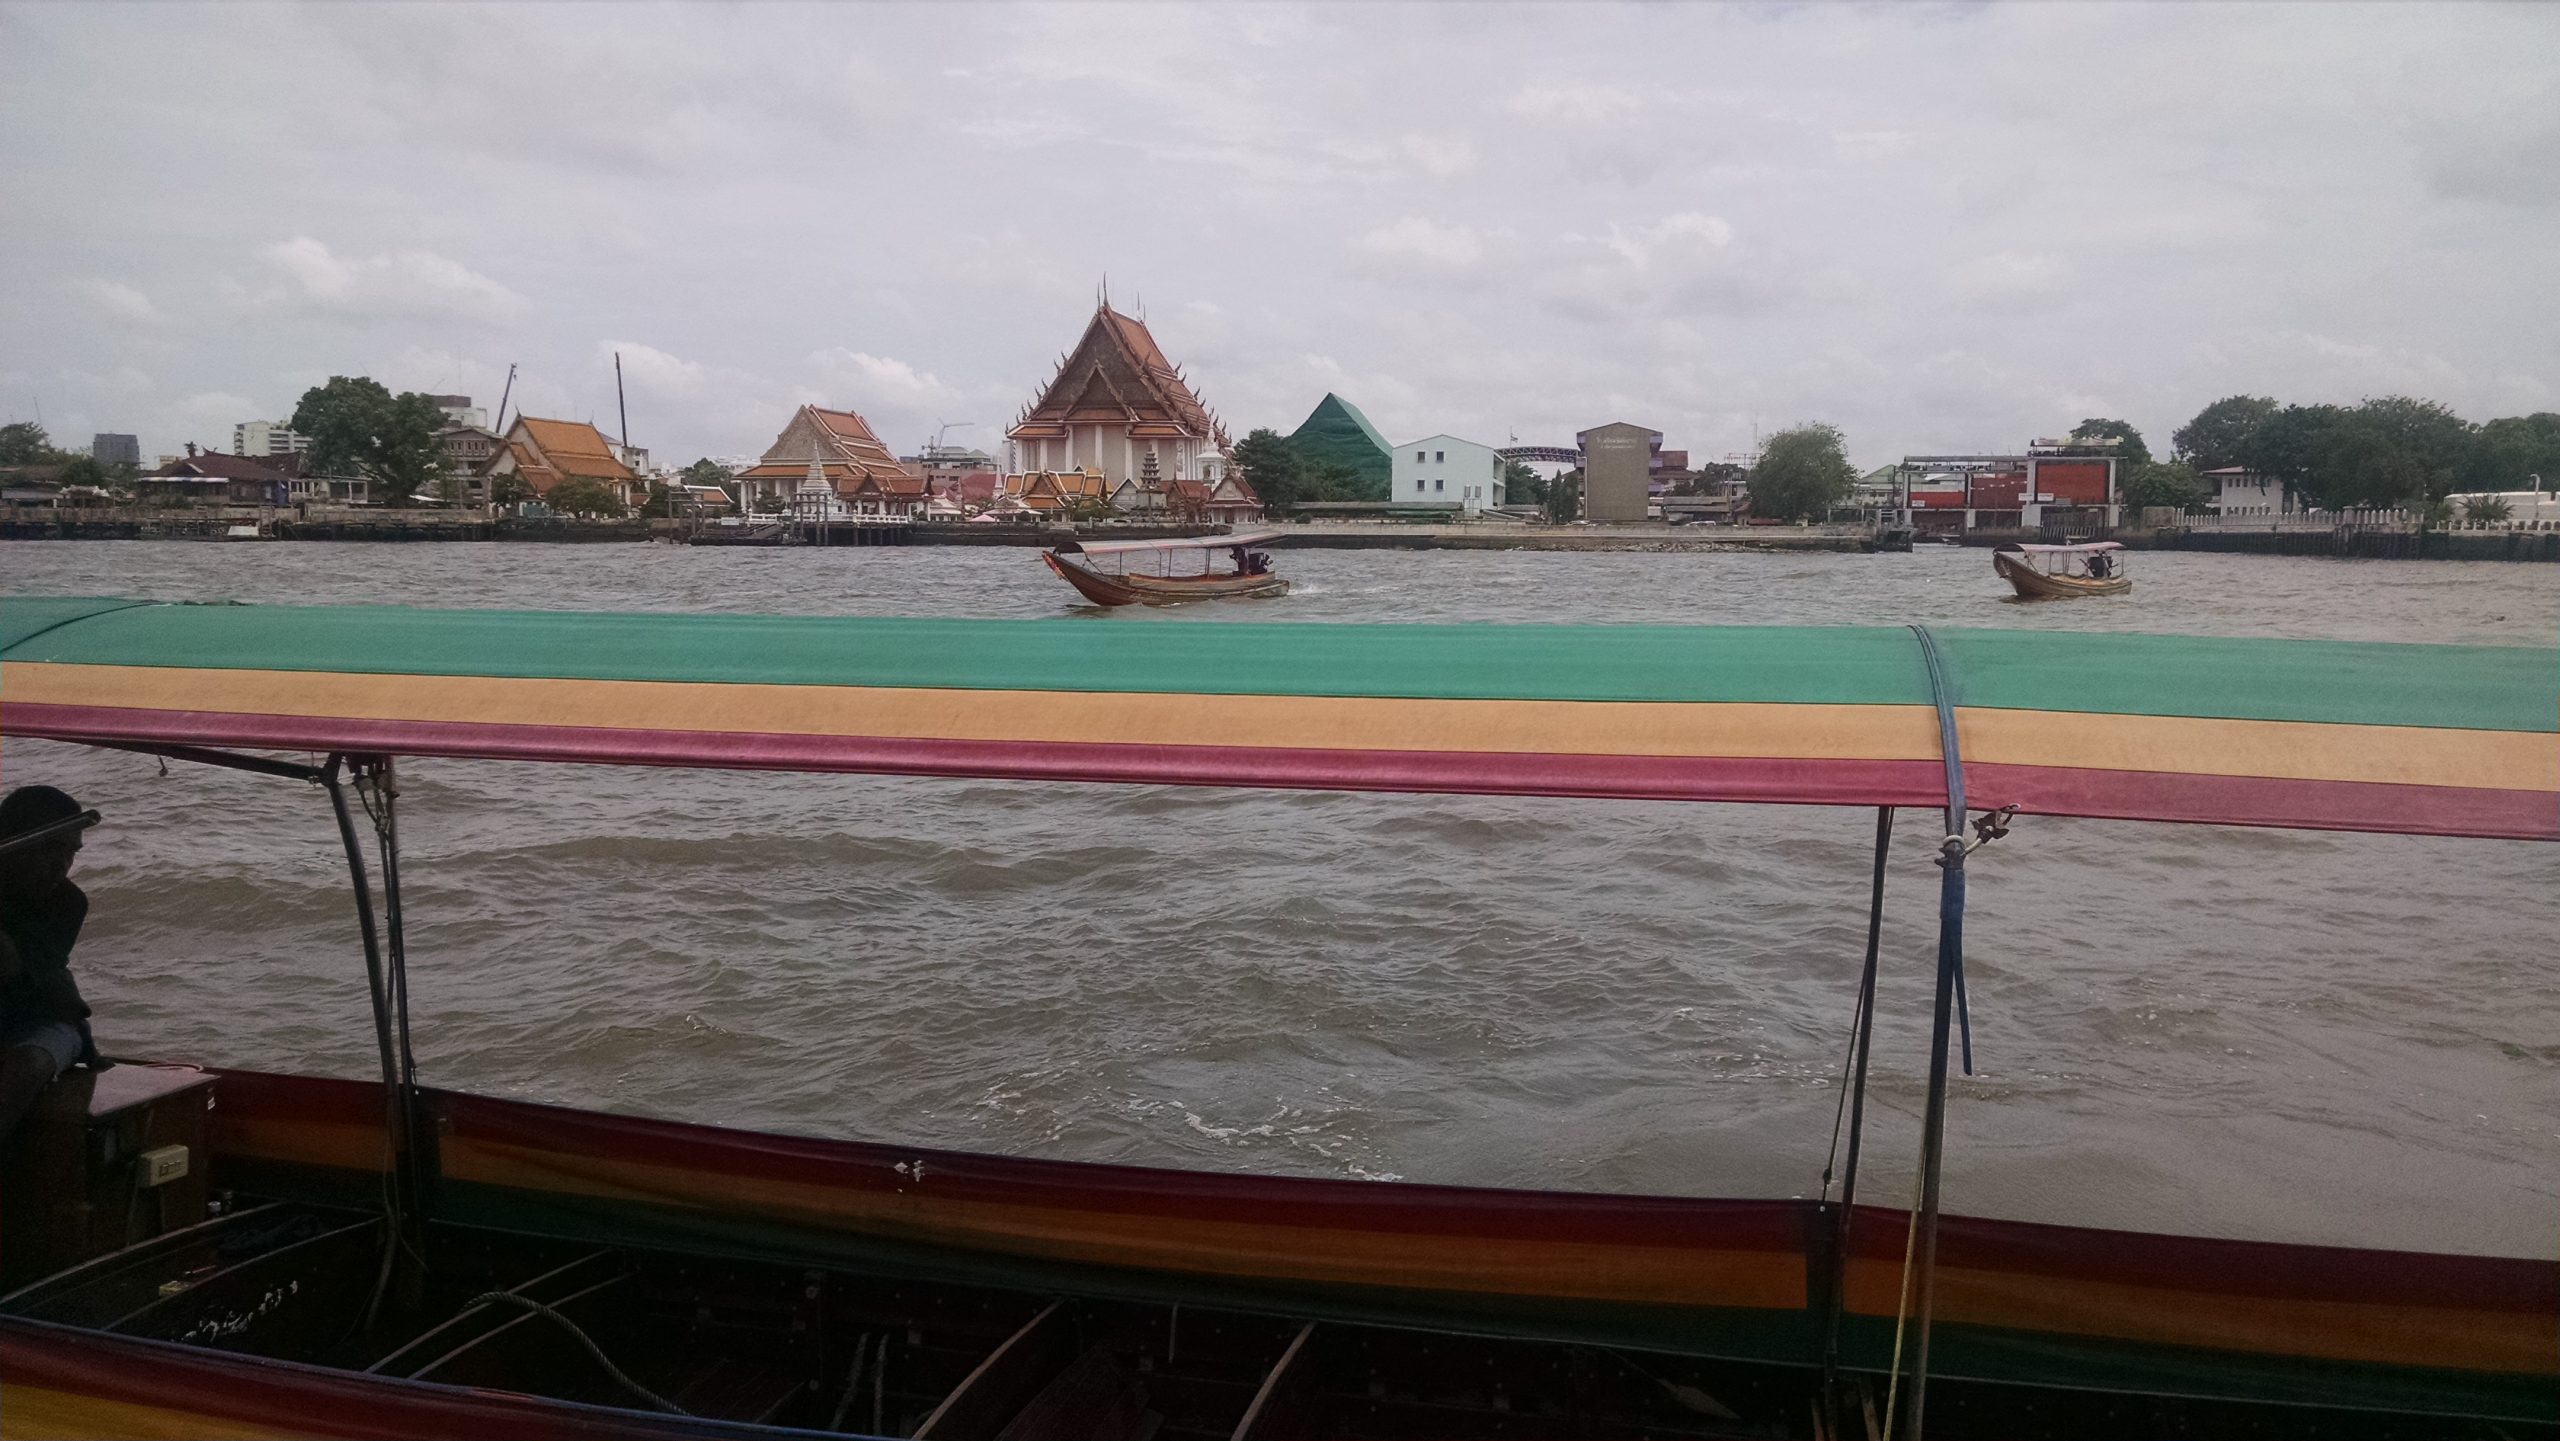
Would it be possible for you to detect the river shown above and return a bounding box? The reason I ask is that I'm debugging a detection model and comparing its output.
[2,541,2552,1256]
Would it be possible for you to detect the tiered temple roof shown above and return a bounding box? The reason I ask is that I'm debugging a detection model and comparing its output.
[488,417,638,497]
[736,406,922,497]
[1008,304,1228,452]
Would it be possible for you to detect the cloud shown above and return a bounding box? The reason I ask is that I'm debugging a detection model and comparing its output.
[1949,251,2069,312]
[807,349,963,410]
[1401,133,1478,177]
[74,279,164,325]
[1359,218,1485,269]
[1505,84,1643,126]
[252,237,529,325]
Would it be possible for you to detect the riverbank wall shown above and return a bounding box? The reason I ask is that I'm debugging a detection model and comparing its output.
[2133,527,2560,561]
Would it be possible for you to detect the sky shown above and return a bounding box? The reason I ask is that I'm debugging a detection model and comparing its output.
[3,1,2556,473]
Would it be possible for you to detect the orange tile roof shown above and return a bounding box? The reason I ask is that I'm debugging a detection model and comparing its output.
[509,416,636,484]
[1008,305,1222,447]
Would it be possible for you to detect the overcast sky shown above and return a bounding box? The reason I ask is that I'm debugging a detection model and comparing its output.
[4,2,2555,471]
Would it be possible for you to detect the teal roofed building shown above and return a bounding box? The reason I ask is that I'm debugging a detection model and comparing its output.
[1288,393,1392,497]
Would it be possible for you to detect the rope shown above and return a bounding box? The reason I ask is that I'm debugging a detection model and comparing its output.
[461,1292,692,1415]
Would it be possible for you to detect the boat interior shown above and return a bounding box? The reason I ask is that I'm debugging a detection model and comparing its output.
[5,1183,2534,1441]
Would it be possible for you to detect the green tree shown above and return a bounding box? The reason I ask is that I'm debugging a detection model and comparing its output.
[1500,458,1544,507]
[2460,413,2560,494]
[2068,418,2152,469]
[2170,395,2278,472]
[2121,460,2209,513]
[1747,423,1856,523]
[679,457,738,504]
[1301,459,1361,503]
[637,482,680,518]
[54,455,110,491]
[2301,397,2475,510]
[1544,468,1582,523]
[0,421,76,466]
[543,477,627,516]
[1232,428,1305,511]
[289,376,450,507]
[2459,493,2513,523]
[2235,403,2344,490]
[489,473,536,508]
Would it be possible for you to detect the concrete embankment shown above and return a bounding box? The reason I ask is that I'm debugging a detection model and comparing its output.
[1257,523,1870,553]
[2134,528,2560,562]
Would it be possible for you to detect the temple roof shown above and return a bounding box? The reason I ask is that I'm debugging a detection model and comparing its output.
[508,417,635,483]
[1009,304,1225,448]
[753,405,920,484]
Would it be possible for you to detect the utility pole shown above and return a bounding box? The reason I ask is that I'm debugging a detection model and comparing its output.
[614,353,629,448]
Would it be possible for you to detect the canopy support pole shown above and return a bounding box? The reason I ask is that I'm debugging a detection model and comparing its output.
[316,755,427,1327]
[1899,627,1971,1440]
[1819,805,1894,1426]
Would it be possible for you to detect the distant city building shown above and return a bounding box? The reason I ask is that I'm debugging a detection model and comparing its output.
[481,416,640,507]
[733,404,920,512]
[438,423,504,505]
[90,433,139,466]
[1289,393,1392,495]
[233,420,309,458]
[1007,297,1229,488]
[1391,435,1504,513]
[428,394,490,430]
[1577,422,1661,523]
[1890,448,2120,532]
[902,443,1001,505]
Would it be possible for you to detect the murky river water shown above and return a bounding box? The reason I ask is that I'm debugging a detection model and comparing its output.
[2,541,2552,1256]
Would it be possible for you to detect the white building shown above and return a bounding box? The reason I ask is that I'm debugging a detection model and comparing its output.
[234,420,310,458]
[2199,467,2292,513]
[1391,435,1504,512]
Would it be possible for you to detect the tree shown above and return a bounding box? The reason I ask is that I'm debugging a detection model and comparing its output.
[2461,413,2560,494]
[1544,468,1581,523]
[1301,459,1361,503]
[2068,418,2152,469]
[2235,403,2344,489]
[2121,461,2209,513]
[1746,423,1856,523]
[2171,395,2279,472]
[489,473,536,508]
[543,477,627,517]
[679,457,738,506]
[0,421,76,466]
[289,376,450,507]
[2460,493,2513,523]
[2300,397,2474,510]
[1231,429,1303,512]
[637,482,680,518]
[1500,458,1545,508]
[54,455,110,491]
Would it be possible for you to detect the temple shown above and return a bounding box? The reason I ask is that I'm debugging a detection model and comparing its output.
[734,405,924,513]
[1007,296,1229,488]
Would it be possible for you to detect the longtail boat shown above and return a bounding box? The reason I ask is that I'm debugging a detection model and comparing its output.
[1992,541,2130,598]
[1044,532,1288,606]
[0,598,2552,1440]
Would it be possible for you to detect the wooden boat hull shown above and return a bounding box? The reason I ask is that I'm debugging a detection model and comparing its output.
[1044,552,1289,606]
[1994,548,2130,598]
[5,1066,2546,1439]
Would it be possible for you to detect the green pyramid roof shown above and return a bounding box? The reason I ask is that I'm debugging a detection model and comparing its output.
[1289,393,1393,493]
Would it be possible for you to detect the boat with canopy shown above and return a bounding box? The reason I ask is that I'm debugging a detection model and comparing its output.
[1044,532,1288,606]
[1991,541,2129,599]
[0,597,2551,1440]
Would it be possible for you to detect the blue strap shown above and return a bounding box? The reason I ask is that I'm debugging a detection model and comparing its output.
[1907,625,1975,1075]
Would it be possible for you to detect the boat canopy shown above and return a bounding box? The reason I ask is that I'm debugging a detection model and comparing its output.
[3,597,2551,841]
[1055,530,1282,557]
[2000,542,2123,554]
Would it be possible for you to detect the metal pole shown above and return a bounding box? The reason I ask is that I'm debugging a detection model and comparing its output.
[1904,839,1964,1439]
[1821,805,1894,1424]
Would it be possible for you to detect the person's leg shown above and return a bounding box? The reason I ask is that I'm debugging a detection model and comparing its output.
[0,1045,58,1145]
[0,1023,78,1146]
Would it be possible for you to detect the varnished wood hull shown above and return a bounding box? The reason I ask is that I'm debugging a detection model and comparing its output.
[1044,553,1289,606]
[1994,549,2130,599]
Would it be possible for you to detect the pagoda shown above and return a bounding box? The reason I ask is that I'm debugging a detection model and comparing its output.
[1007,290,1229,487]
